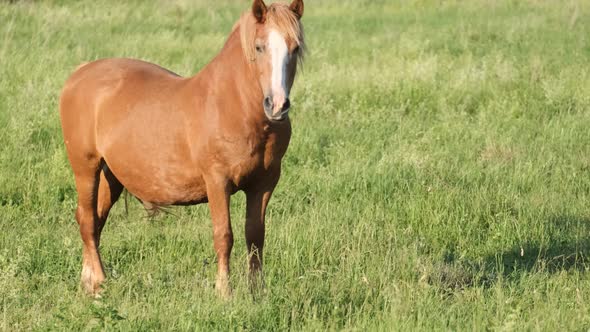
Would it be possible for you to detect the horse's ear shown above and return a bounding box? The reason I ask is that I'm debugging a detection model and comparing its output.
[252,0,267,23]
[289,0,304,19]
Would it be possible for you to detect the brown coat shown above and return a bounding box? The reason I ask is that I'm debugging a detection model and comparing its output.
[59,0,304,297]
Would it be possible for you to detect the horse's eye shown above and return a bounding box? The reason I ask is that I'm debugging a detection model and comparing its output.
[256,45,264,53]
[293,46,300,53]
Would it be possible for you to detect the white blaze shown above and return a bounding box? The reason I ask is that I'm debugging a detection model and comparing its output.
[268,29,289,114]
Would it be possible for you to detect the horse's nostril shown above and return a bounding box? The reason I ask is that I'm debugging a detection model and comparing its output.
[264,96,273,109]
[282,98,291,111]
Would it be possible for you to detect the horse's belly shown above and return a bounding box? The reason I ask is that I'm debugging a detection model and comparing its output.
[96,99,209,205]
[104,152,207,206]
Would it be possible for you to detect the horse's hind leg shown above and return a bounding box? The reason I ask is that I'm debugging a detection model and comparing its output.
[73,159,103,295]
[96,163,124,244]
[74,159,123,295]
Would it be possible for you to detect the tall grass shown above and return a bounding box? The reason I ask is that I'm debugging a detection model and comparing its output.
[1,0,590,330]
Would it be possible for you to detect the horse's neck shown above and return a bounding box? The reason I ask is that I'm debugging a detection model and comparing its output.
[190,27,263,116]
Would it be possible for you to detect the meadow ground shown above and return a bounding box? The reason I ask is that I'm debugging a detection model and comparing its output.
[1,0,590,330]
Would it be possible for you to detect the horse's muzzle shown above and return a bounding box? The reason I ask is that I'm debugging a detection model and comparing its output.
[264,96,290,122]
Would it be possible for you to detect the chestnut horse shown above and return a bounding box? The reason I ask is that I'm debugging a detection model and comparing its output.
[59,0,305,297]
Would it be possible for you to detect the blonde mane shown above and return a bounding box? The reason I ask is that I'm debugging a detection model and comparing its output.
[235,3,305,64]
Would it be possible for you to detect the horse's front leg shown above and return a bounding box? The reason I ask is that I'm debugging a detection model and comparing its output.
[244,170,280,290]
[206,177,233,298]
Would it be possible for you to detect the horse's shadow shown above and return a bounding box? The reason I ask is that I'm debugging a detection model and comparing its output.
[428,215,590,291]
[490,215,590,276]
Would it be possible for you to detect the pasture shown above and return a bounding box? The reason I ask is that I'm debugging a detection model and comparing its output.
[1,0,590,330]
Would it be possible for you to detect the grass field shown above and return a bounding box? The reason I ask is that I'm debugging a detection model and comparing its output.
[2,0,590,330]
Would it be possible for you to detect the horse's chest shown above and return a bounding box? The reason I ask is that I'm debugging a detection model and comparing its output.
[221,131,287,186]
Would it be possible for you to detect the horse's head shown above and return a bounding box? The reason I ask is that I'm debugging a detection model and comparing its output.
[241,0,305,122]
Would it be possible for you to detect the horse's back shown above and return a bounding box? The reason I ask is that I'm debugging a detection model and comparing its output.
[59,58,186,154]
[61,58,182,107]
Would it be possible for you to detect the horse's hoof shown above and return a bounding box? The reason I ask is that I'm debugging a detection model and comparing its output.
[248,272,266,297]
[81,267,105,297]
[215,277,232,299]
[80,281,103,298]
[216,287,232,300]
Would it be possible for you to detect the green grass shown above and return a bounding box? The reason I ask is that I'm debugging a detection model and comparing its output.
[2,0,590,330]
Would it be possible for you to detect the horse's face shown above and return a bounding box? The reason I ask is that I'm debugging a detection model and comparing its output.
[254,28,298,122]
[251,0,304,122]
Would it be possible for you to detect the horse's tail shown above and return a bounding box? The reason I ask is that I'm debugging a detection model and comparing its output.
[124,189,129,216]
[122,190,173,219]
